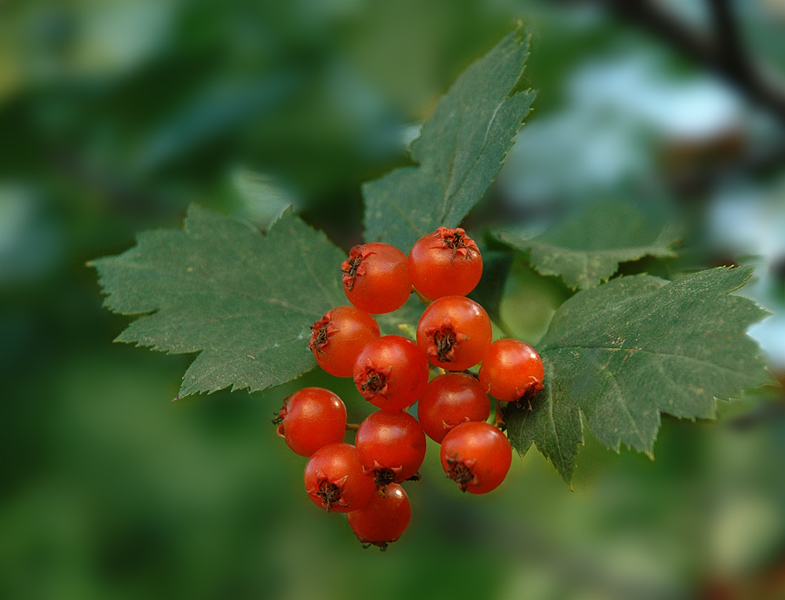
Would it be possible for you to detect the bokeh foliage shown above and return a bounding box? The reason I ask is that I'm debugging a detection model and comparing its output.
[3,1,785,599]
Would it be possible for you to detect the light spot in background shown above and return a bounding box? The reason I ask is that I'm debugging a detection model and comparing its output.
[569,55,743,141]
[0,187,62,285]
[74,0,175,76]
[763,0,785,20]
[711,492,782,576]
[501,52,743,201]
[709,182,785,260]
[710,179,785,368]
[231,169,298,231]
[659,0,711,29]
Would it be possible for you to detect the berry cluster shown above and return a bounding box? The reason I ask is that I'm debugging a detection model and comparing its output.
[274,227,545,550]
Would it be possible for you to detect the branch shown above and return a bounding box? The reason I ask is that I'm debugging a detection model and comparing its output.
[707,0,751,85]
[726,398,785,431]
[668,138,785,195]
[597,0,785,124]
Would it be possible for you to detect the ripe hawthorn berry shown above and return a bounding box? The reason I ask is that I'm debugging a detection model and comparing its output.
[273,387,347,457]
[304,443,376,513]
[309,306,380,377]
[416,296,492,371]
[353,335,430,411]
[347,483,411,551]
[341,242,411,314]
[440,421,512,494]
[479,339,544,402]
[355,410,426,486]
[417,372,490,443]
[408,227,483,300]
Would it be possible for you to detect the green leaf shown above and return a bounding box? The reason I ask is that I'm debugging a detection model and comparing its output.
[495,199,681,289]
[504,267,773,483]
[363,29,536,251]
[504,360,583,484]
[91,205,347,397]
[375,295,427,340]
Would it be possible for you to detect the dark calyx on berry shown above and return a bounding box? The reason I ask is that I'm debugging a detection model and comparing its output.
[424,316,468,364]
[437,227,478,261]
[309,318,332,354]
[515,382,545,407]
[373,467,397,488]
[272,403,287,432]
[432,328,458,363]
[445,456,478,492]
[341,247,369,291]
[316,479,347,511]
[362,541,390,552]
[358,366,390,398]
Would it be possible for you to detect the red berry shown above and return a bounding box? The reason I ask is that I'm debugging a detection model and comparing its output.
[416,296,492,371]
[274,387,347,457]
[352,335,430,411]
[304,443,376,513]
[479,339,544,402]
[341,243,411,314]
[309,306,381,377]
[408,227,483,300]
[355,410,426,486]
[417,373,490,443]
[347,483,411,550]
[440,421,512,494]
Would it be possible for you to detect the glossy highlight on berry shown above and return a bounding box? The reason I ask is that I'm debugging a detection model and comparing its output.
[416,296,492,371]
[356,410,426,485]
[479,338,544,402]
[353,335,430,411]
[408,227,483,300]
[274,387,347,456]
[347,483,411,550]
[440,421,512,494]
[417,372,490,443]
[304,443,376,513]
[341,242,411,314]
[309,306,380,377]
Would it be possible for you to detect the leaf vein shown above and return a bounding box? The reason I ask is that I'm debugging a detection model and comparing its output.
[546,345,754,379]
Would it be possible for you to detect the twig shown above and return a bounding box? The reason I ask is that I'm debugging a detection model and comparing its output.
[707,0,750,85]
[595,0,785,123]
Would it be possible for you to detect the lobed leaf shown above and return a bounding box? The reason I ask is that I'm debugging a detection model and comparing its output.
[495,199,681,289]
[363,28,536,251]
[504,266,773,482]
[92,205,347,397]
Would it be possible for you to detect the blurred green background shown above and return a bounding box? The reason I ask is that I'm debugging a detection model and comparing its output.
[2,1,785,599]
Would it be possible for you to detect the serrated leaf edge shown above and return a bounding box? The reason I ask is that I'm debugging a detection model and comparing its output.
[90,204,344,398]
[511,266,775,484]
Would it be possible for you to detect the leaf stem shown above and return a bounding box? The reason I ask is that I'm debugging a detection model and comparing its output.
[413,287,432,307]
[494,399,505,429]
